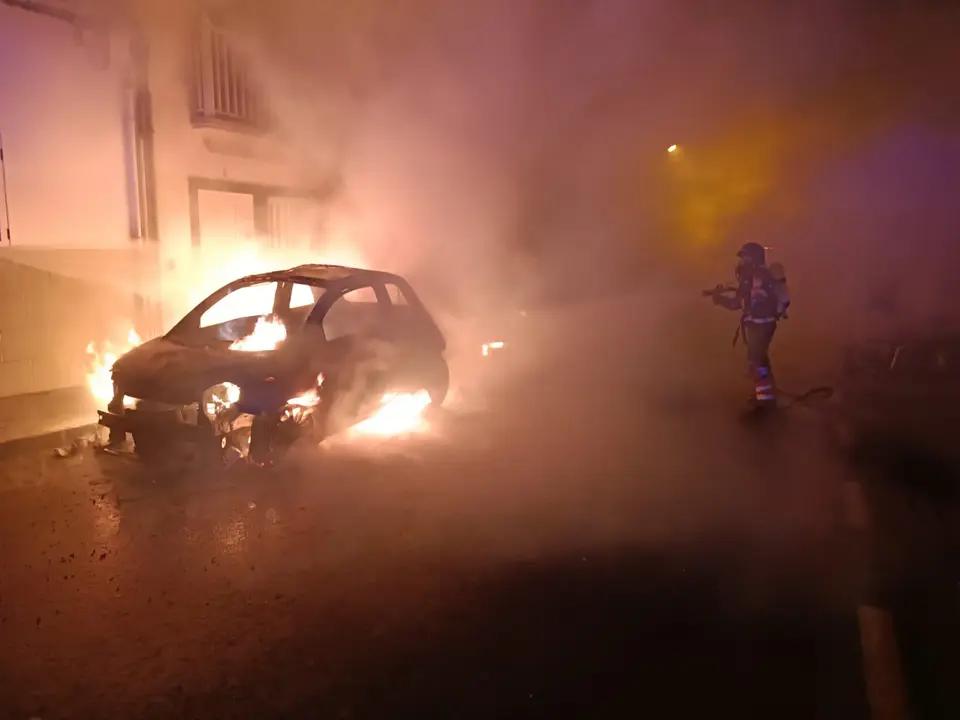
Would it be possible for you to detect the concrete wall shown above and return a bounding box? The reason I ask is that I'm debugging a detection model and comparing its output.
[0,255,137,396]
[0,252,146,442]
[0,4,154,422]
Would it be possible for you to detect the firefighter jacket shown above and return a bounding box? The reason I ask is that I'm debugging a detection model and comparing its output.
[714,265,790,323]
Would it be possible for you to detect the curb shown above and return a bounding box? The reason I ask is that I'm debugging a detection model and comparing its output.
[0,422,99,461]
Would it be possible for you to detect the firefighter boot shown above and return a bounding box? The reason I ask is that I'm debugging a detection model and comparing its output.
[750,365,777,409]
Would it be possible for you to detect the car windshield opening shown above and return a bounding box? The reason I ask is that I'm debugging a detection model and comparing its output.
[167,278,332,349]
[200,281,279,329]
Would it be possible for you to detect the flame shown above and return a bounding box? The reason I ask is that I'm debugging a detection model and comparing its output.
[351,390,432,436]
[229,317,287,352]
[288,389,321,408]
[287,374,324,408]
[205,382,241,418]
[202,282,280,327]
[284,378,432,440]
[86,329,142,408]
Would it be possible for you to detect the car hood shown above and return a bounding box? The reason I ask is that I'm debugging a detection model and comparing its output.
[110,336,279,405]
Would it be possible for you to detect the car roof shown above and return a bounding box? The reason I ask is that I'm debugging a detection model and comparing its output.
[239,264,404,287]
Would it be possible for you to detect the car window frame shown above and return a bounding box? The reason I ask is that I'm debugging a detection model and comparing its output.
[273,280,325,332]
[167,277,285,338]
[306,280,390,340]
[384,281,413,307]
[282,281,324,311]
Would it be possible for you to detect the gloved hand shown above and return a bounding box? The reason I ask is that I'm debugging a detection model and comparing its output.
[710,285,727,305]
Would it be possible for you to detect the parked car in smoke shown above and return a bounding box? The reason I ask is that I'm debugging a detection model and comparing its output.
[827,331,960,467]
[97,264,450,465]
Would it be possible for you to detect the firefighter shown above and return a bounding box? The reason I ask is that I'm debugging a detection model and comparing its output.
[706,242,790,408]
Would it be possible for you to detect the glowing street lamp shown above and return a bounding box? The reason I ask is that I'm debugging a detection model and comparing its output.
[667,144,679,153]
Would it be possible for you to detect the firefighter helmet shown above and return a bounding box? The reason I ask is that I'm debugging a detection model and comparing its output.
[736,242,766,266]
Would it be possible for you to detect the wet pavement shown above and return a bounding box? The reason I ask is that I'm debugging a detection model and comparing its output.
[0,319,957,719]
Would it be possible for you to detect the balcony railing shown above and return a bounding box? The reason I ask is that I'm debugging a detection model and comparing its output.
[192,17,266,130]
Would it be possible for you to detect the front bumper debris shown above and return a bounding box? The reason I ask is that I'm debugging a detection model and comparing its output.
[97,408,209,440]
[97,407,254,464]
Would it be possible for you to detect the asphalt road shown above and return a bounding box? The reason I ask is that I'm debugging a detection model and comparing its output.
[0,305,957,719]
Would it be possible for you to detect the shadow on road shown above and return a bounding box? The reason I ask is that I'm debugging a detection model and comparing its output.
[2,301,958,719]
[846,440,960,720]
[181,549,869,719]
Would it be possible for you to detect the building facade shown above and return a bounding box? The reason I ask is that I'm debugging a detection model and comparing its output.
[150,10,334,321]
[0,0,331,439]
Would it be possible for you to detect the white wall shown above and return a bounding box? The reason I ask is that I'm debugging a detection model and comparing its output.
[0,7,334,402]
[0,3,133,251]
[145,27,315,327]
[0,5,151,401]
[147,27,301,251]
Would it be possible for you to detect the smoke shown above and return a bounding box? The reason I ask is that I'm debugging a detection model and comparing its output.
[51,0,956,328]
[91,0,958,387]
[115,0,950,418]
[219,3,896,263]
[64,0,958,595]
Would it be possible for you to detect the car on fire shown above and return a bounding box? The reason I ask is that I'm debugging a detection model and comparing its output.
[98,264,450,465]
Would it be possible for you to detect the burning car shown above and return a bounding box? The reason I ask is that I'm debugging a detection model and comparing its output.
[97,264,449,465]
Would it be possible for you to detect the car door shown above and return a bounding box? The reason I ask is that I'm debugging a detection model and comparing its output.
[308,282,396,425]
[319,283,389,344]
[381,278,445,352]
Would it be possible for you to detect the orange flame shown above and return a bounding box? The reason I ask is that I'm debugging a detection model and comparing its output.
[350,390,432,436]
[229,317,287,352]
[86,329,142,408]
[287,374,324,408]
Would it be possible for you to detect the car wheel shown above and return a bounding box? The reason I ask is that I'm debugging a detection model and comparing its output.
[249,413,278,467]
[132,429,171,459]
[423,355,450,407]
[193,432,244,468]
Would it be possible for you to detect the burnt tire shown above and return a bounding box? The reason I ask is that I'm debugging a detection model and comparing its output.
[132,430,172,459]
[249,414,278,467]
[422,355,450,407]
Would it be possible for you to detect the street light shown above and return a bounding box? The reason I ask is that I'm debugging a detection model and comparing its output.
[667,144,678,153]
